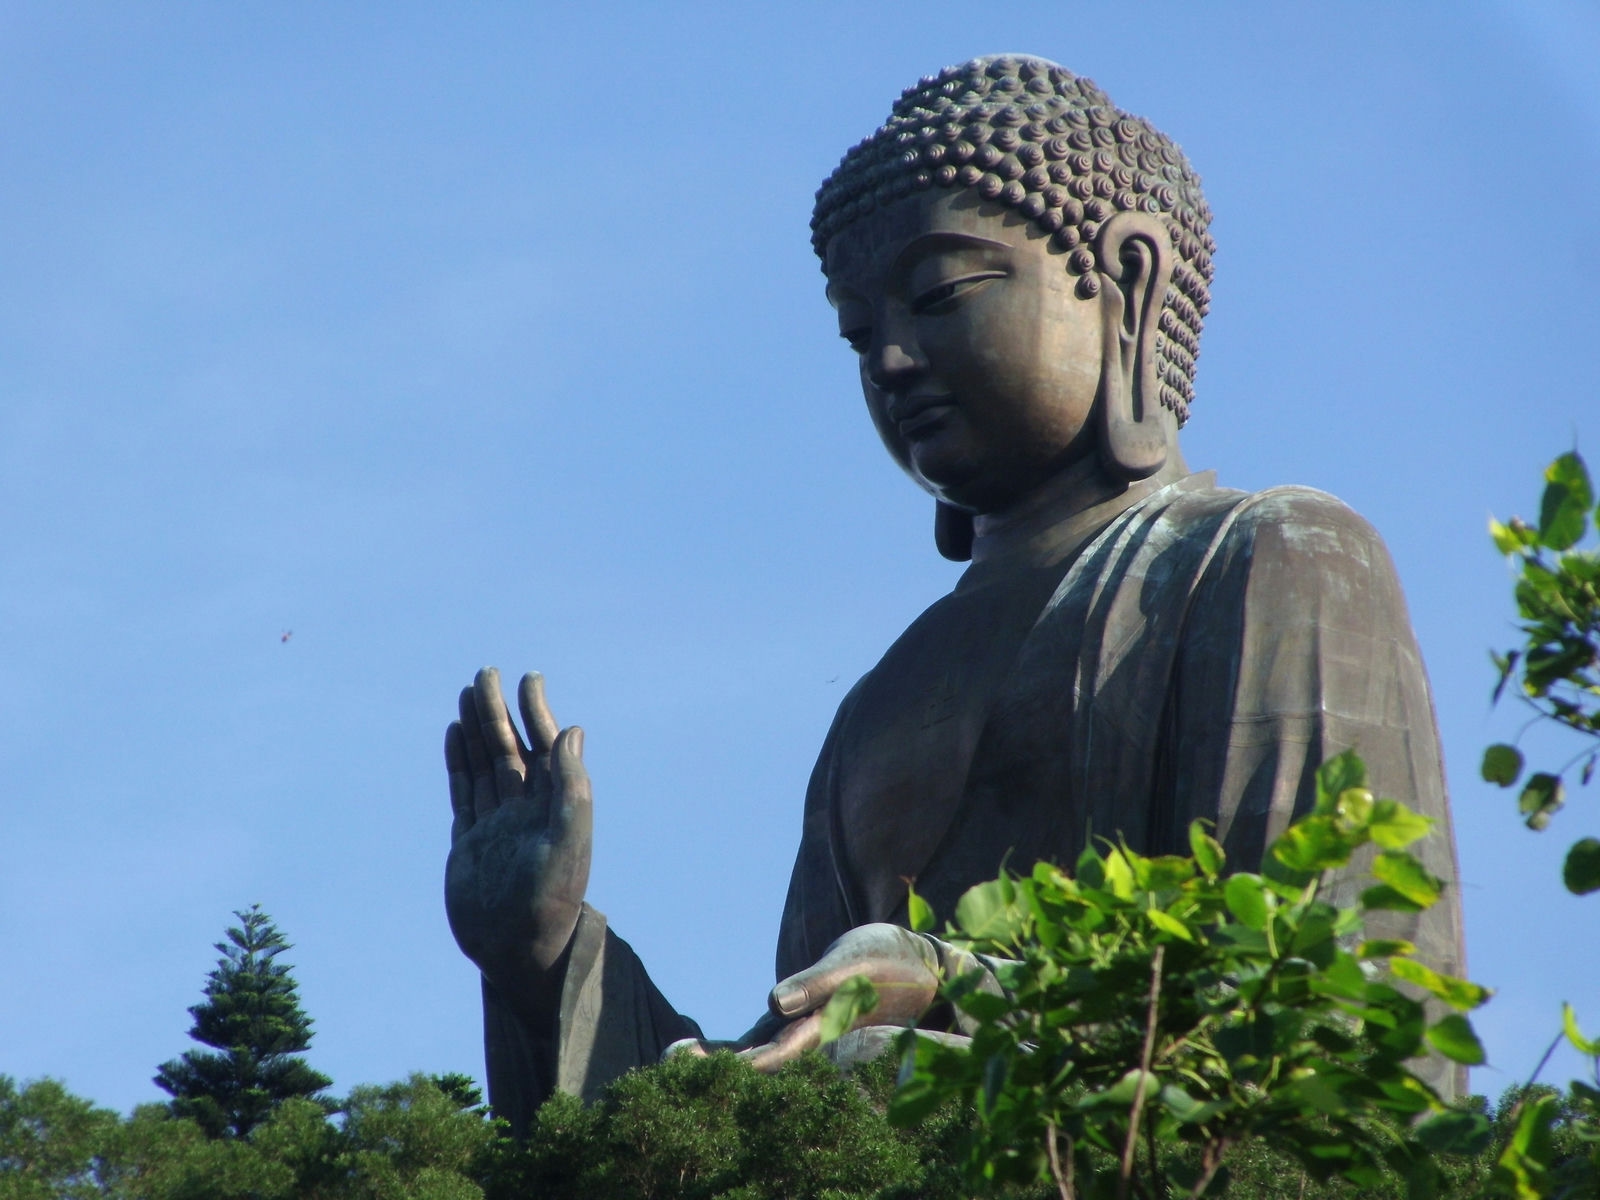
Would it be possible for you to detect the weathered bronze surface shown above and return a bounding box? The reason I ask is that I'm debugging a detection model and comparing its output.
[443,55,1464,1133]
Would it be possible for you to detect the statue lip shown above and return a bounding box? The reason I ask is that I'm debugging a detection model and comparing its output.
[890,393,957,438]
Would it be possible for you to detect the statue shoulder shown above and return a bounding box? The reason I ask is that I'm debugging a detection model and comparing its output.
[1232,483,1379,529]
[1235,483,1388,553]
[1124,478,1391,571]
[1188,483,1409,614]
[1192,483,1393,568]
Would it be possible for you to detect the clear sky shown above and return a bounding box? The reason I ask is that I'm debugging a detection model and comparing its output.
[3,2,1598,1114]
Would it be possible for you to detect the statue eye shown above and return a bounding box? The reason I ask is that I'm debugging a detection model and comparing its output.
[840,327,871,354]
[911,271,1005,315]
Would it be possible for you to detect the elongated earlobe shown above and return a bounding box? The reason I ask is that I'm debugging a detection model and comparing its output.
[1093,212,1175,481]
[934,501,974,562]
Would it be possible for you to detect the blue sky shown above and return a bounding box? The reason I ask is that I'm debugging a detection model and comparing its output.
[3,2,1598,1113]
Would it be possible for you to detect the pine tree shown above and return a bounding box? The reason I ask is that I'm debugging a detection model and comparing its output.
[154,904,332,1138]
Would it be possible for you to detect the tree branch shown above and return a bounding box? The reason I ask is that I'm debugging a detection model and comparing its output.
[1119,944,1165,1200]
[1046,1119,1076,1200]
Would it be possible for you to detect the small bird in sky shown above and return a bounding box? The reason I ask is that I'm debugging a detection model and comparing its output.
[281,630,293,644]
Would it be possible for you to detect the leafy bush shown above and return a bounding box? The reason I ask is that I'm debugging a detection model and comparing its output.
[482,1050,982,1200]
[857,751,1492,1199]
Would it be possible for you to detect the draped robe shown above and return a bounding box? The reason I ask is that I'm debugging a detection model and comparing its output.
[478,474,1465,1132]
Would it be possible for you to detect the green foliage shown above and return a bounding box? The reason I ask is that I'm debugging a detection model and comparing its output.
[483,1050,985,1200]
[886,752,1491,1199]
[1477,1083,1600,1200]
[110,1102,301,1199]
[0,1076,120,1199]
[153,905,332,1139]
[7,1063,1600,1198]
[334,1078,495,1199]
[1486,450,1600,893]
[0,1074,493,1199]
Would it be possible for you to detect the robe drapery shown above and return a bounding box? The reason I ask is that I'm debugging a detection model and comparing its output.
[481,476,1465,1132]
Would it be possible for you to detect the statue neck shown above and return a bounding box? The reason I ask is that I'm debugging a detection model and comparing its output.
[964,451,1192,575]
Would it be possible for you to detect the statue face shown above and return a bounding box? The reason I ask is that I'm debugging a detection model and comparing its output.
[825,189,1104,515]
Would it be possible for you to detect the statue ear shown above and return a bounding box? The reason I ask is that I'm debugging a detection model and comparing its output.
[1092,212,1175,481]
[934,500,974,562]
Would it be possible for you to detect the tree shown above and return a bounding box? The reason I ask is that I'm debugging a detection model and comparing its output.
[0,1075,120,1199]
[153,905,332,1139]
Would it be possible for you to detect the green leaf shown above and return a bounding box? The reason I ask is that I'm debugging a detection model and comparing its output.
[1563,837,1600,895]
[1075,844,1106,889]
[1389,958,1491,1010]
[1289,909,1339,967]
[1490,516,1523,555]
[953,989,1012,1022]
[1272,815,1354,873]
[1367,799,1434,850]
[1333,787,1375,830]
[1224,874,1271,930]
[954,878,1025,944]
[1424,1013,1486,1064]
[1146,907,1196,942]
[1492,649,1520,704]
[1538,451,1594,551]
[1518,772,1565,831]
[1316,952,1369,1000]
[1357,938,1416,959]
[1078,1067,1156,1110]
[1189,820,1225,879]
[1563,1001,1600,1056]
[1141,854,1196,889]
[1101,845,1135,899]
[906,886,934,933]
[1414,1109,1492,1155]
[1361,884,1426,913]
[1496,1093,1558,1200]
[980,1052,1008,1116]
[1480,743,1525,787]
[1156,1083,1216,1124]
[1523,642,1594,693]
[1285,1073,1351,1115]
[816,974,878,1047]
[1315,749,1368,811]
[1370,851,1443,908]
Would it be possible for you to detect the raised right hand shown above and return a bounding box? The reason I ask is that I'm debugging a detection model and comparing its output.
[444,668,592,999]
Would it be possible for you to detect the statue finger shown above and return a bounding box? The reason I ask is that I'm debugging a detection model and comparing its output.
[545,726,594,887]
[738,1012,822,1073]
[444,722,474,837]
[457,685,499,819]
[769,961,868,1021]
[472,667,529,802]
[769,925,937,1020]
[518,672,561,757]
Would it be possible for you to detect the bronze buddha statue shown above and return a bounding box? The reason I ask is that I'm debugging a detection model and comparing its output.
[441,55,1464,1132]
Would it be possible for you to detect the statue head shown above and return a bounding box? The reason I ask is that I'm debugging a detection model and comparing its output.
[813,55,1215,559]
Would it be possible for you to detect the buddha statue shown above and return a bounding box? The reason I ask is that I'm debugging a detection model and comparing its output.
[442,55,1464,1134]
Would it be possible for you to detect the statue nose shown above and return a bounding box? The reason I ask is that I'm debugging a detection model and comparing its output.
[865,338,923,391]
